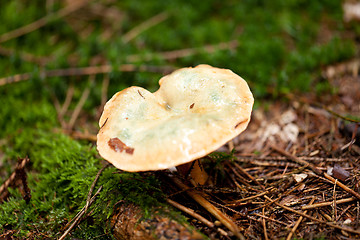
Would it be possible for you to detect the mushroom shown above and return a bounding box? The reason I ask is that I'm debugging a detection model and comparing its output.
[97,64,254,172]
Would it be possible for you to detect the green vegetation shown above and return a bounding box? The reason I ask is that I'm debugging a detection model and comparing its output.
[0,0,357,238]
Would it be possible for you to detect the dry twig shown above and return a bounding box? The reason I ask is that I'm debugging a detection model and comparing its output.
[171,176,245,240]
[262,208,269,240]
[270,144,322,175]
[58,164,109,240]
[67,76,94,130]
[126,40,239,62]
[122,11,169,43]
[264,195,360,235]
[302,197,356,210]
[166,198,214,228]
[324,173,360,200]
[0,64,175,86]
[286,197,316,240]
[0,157,31,203]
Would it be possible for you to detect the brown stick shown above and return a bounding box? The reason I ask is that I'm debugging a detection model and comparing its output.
[324,173,360,200]
[69,131,97,142]
[0,157,30,203]
[252,213,289,226]
[171,176,245,240]
[270,144,322,175]
[286,197,316,240]
[58,164,109,240]
[166,198,214,228]
[264,195,360,235]
[233,162,265,190]
[58,186,102,240]
[301,197,356,210]
[262,208,269,240]
[0,64,175,87]
[236,155,348,163]
[226,189,273,206]
[126,40,239,62]
[112,203,204,240]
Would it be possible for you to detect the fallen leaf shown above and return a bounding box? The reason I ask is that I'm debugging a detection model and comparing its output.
[333,164,350,181]
[293,173,308,183]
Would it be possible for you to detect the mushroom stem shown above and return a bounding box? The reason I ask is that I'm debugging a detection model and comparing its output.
[176,159,209,186]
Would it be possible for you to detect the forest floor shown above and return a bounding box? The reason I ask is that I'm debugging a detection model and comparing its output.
[150,59,360,240]
[1,1,360,239]
[1,55,360,240]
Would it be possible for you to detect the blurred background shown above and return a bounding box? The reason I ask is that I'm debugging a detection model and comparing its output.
[1,0,356,99]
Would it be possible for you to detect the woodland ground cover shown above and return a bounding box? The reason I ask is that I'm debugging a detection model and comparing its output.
[0,0,359,239]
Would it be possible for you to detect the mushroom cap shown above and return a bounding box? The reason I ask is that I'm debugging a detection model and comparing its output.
[97,64,254,172]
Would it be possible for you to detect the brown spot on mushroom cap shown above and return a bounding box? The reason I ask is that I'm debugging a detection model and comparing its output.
[108,138,134,155]
[97,64,254,172]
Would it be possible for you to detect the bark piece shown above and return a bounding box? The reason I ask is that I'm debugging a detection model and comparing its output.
[112,203,204,240]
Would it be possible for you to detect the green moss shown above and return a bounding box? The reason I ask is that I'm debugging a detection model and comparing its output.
[0,126,169,238]
[0,129,99,234]
[0,86,167,237]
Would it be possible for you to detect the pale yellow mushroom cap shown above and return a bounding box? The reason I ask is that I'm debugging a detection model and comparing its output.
[97,64,254,172]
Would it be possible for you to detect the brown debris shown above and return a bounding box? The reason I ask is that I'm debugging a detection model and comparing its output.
[112,203,204,240]
[155,60,360,239]
[332,164,351,182]
[108,138,135,154]
[34,56,359,239]
[0,157,31,203]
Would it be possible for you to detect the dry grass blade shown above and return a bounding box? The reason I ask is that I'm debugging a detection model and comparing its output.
[58,185,102,240]
[126,40,239,62]
[262,208,269,240]
[60,83,75,118]
[100,74,110,108]
[58,164,108,240]
[122,11,169,43]
[67,76,94,130]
